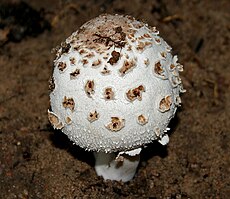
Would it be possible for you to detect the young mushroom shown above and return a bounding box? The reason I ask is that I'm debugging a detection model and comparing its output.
[48,14,185,182]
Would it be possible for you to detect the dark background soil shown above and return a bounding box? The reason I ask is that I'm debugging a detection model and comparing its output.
[0,0,229,198]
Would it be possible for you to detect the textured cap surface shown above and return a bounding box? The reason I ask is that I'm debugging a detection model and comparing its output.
[49,14,184,153]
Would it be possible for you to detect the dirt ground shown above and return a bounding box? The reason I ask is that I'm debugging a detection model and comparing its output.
[0,0,229,198]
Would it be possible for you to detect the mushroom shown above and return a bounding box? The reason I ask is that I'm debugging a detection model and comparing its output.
[48,14,185,182]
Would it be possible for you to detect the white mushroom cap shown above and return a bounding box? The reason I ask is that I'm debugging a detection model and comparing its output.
[48,14,185,153]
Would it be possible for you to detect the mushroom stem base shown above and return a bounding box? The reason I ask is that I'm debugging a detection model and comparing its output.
[94,151,140,182]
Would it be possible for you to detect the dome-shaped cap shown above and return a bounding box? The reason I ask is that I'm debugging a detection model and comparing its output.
[48,14,185,153]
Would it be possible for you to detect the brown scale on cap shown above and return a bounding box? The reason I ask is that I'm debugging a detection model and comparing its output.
[132,22,144,29]
[166,45,172,52]
[85,80,95,97]
[114,26,122,33]
[172,69,179,77]
[126,85,145,101]
[119,59,136,75]
[104,87,115,100]
[65,116,72,125]
[175,95,182,106]
[145,41,153,46]
[103,55,109,60]
[69,57,76,65]
[79,49,87,54]
[129,27,137,34]
[154,127,161,137]
[144,58,150,66]
[143,33,151,38]
[58,62,67,71]
[69,15,140,55]
[136,41,152,51]
[81,59,89,65]
[108,50,120,65]
[177,64,184,72]
[48,76,55,91]
[170,64,176,71]
[85,52,95,58]
[106,117,125,132]
[114,26,126,41]
[125,54,129,59]
[62,96,75,111]
[60,42,71,54]
[159,95,172,113]
[127,45,132,51]
[92,59,102,67]
[155,38,161,44]
[160,52,167,59]
[93,26,126,48]
[101,66,111,75]
[136,41,145,51]
[88,110,99,122]
[70,68,80,79]
[138,35,145,40]
[127,33,135,40]
[137,114,148,125]
[130,38,136,43]
[154,61,165,78]
[150,26,159,34]
[73,46,80,51]
[170,75,182,87]
[97,46,111,54]
[48,111,64,129]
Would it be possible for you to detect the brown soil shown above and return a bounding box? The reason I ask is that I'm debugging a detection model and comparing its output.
[0,0,229,198]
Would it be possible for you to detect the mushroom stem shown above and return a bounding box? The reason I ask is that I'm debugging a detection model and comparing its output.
[94,148,141,182]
